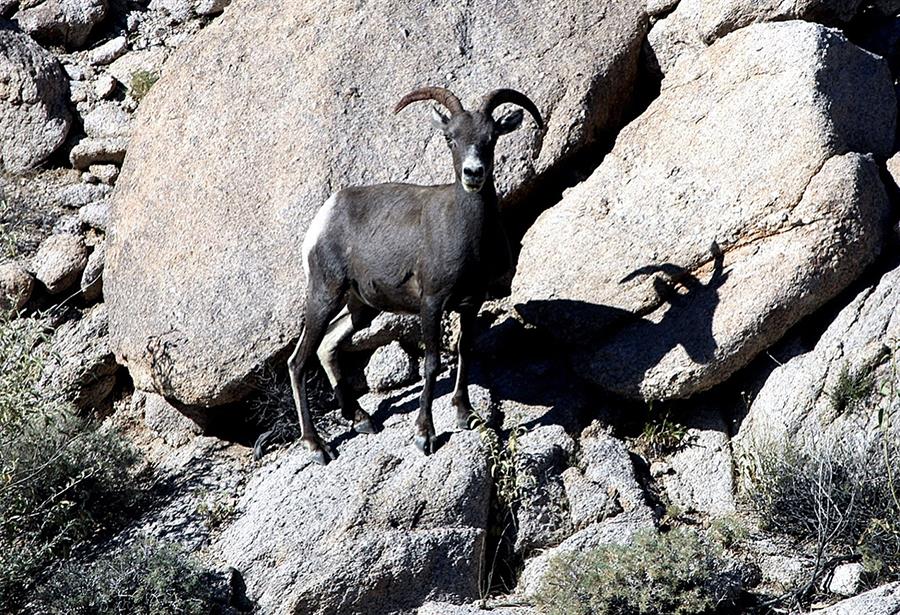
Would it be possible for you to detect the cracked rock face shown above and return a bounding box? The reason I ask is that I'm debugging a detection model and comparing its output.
[735,262,900,457]
[0,23,72,173]
[105,0,649,409]
[211,387,490,614]
[513,21,894,402]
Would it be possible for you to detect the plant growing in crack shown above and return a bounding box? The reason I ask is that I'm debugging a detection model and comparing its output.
[470,410,537,601]
[634,405,689,459]
[829,360,875,416]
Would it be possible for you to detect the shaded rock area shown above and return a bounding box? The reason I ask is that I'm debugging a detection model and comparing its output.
[364,340,417,392]
[513,21,893,402]
[105,0,651,410]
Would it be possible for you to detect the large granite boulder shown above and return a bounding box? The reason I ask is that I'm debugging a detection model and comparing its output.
[513,21,893,402]
[735,262,900,455]
[106,0,649,409]
[0,22,71,173]
[647,0,864,75]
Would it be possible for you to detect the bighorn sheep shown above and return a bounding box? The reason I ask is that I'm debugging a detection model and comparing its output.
[281,86,543,464]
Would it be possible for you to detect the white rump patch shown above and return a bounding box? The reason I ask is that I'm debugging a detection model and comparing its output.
[302,194,336,277]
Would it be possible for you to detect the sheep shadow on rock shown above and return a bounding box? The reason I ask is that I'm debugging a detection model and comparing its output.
[514,245,728,400]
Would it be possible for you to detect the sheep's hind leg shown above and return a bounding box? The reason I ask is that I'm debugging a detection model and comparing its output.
[318,298,379,435]
[451,307,477,430]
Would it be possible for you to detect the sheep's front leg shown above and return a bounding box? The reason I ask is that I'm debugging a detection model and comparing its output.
[415,296,443,454]
[451,308,476,429]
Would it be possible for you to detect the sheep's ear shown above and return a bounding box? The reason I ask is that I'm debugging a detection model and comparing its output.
[495,109,524,135]
[431,105,450,130]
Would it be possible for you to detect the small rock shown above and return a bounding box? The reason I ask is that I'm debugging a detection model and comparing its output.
[63,62,87,81]
[81,171,99,184]
[69,137,128,169]
[89,36,127,65]
[659,408,736,516]
[56,182,111,208]
[89,163,118,184]
[31,234,88,294]
[0,262,34,311]
[828,562,865,597]
[81,241,105,302]
[69,80,89,103]
[650,460,671,477]
[15,0,109,49]
[350,312,420,351]
[196,0,230,15]
[52,214,84,235]
[811,581,900,614]
[887,152,900,190]
[82,103,132,139]
[137,389,201,447]
[93,73,118,99]
[78,200,110,231]
[364,341,416,392]
[39,304,118,410]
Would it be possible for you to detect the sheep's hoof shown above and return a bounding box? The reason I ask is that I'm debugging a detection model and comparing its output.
[353,416,378,435]
[304,438,335,465]
[456,411,472,430]
[414,431,435,455]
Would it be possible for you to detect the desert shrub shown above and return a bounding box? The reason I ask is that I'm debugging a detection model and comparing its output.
[29,538,220,614]
[743,438,900,587]
[0,316,141,607]
[829,361,875,416]
[130,70,159,101]
[535,527,739,615]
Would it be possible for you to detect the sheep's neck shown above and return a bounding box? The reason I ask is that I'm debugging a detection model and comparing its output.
[454,178,498,212]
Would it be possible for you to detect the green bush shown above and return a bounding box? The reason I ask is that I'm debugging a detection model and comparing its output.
[534,527,740,615]
[29,538,220,614]
[130,70,159,101]
[0,316,141,608]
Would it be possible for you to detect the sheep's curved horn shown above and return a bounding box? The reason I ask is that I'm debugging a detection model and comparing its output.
[480,88,544,129]
[394,87,464,115]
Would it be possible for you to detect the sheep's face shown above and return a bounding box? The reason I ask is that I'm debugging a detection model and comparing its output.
[432,108,524,193]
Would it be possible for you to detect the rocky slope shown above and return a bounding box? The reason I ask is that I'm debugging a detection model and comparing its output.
[3,0,900,613]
